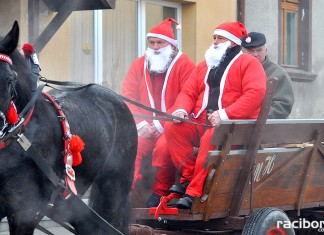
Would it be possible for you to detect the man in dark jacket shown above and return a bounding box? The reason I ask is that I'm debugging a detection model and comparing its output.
[241,32,294,118]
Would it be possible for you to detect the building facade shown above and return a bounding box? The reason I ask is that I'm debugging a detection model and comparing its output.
[0,0,323,119]
[244,0,324,119]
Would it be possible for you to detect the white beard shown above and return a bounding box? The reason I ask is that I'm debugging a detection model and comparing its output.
[205,41,231,68]
[145,45,174,73]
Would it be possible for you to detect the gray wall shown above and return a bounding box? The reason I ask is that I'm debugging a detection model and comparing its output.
[245,0,324,119]
[308,0,324,118]
[245,0,279,62]
[0,1,20,36]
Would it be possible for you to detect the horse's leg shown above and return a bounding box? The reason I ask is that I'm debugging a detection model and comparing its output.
[7,209,43,235]
[51,198,104,235]
[70,218,104,235]
[86,118,137,235]
[89,148,133,235]
[90,182,131,235]
[0,206,6,222]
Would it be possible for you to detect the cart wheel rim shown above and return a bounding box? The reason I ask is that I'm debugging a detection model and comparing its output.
[267,226,287,235]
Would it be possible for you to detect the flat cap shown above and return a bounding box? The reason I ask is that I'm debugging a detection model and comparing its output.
[241,32,266,48]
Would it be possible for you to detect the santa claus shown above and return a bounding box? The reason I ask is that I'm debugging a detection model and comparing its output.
[163,21,267,209]
[122,18,195,207]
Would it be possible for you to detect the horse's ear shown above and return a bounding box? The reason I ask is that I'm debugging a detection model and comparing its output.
[0,21,20,55]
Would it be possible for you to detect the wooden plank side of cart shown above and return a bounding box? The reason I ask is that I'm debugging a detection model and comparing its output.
[131,119,324,224]
[191,119,324,221]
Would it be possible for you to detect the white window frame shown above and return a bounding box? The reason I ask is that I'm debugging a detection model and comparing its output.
[94,10,103,84]
[92,0,182,85]
[136,0,182,57]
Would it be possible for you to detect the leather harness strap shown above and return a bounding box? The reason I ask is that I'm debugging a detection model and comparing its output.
[39,77,212,128]
[0,83,45,150]
[15,101,124,235]
[120,95,212,128]
[0,53,124,233]
[0,107,34,150]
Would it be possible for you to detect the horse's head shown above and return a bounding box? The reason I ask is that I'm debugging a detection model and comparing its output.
[0,21,19,131]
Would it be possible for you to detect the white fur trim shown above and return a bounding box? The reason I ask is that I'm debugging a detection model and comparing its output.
[137,121,149,131]
[218,109,229,120]
[218,52,243,109]
[143,60,156,112]
[193,67,211,118]
[214,29,242,45]
[153,120,164,133]
[161,51,183,112]
[193,52,243,118]
[172,109,188,116]
[147,33,178,46]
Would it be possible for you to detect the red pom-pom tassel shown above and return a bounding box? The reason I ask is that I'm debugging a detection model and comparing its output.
[22,43,34,58]
[69,135,85,166]
[7,102,19,124]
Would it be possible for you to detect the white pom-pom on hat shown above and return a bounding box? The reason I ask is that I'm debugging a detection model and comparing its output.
[176,24,182,30]
[245,37,251,43]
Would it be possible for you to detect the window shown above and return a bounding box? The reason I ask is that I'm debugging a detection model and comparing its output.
[282,1,298,66]
[137,0,181,57]
[280,0,316,81]
[71,0,181,92]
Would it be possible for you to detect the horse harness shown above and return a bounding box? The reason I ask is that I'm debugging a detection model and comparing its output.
[21,88,123,234]
[0,73,124,234]
[0,83,77,192]
[0,85,42,150]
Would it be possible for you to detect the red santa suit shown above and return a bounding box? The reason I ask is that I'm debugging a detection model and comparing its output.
[164,51,267,197]
[122,51,195,195]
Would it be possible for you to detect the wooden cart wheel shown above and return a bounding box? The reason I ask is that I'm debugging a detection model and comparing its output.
[242,207,295,235]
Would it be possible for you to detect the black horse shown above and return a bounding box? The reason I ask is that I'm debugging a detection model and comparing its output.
[0,21,137,234]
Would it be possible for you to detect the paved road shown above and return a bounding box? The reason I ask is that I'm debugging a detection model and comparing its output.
[0,228,73,235]
[0,224,74,235]
[0,218,74,235]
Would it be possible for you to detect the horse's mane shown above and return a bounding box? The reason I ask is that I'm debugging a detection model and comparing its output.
[0,35,36,112]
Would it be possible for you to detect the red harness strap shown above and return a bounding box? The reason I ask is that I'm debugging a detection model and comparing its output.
[0,142,5,149]
[42,92,78,196]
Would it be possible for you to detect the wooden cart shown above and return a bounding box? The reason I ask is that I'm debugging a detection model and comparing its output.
[131,78,324,234]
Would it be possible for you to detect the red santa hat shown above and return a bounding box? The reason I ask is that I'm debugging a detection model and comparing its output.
[147,18,181,47]
[213,21,251,45]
